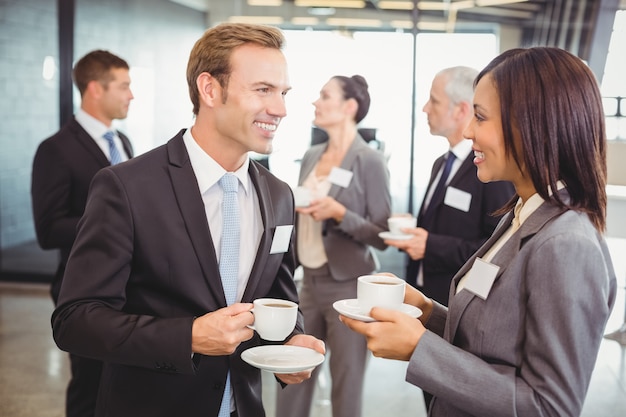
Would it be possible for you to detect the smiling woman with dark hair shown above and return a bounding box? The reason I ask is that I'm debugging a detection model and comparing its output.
[341,47,617,417]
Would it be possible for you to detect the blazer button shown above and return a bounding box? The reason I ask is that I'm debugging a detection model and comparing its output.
[213,383,223,390]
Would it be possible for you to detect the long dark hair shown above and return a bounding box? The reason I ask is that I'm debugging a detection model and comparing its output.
[477,47,607,231]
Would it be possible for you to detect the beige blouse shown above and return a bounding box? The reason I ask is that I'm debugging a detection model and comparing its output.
[297,165,332,268]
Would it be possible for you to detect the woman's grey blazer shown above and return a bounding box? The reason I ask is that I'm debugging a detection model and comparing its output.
[407,190,617,416]
[297,135,391,281]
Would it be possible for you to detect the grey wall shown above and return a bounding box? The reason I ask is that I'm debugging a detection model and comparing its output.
[0,0,206,250]
[1,0,58,248]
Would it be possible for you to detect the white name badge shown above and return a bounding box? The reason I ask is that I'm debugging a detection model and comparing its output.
[270,225,294,254]
[463,257,499,300]
[444,186,472,213]
[328,167,353,188]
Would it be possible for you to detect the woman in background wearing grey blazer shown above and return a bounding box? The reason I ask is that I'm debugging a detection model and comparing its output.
[276,75,391,417]
[341,47,617,417]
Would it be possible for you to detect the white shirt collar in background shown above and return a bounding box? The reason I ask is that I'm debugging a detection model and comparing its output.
[75,109,128,162]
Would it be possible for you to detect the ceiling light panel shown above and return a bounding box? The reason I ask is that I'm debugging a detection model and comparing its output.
[378,1,414,10]
[326,17,383,27]
[476,0,529,6]
[295,0,366,8]
[247,0,283,5]
[291,16,321,25]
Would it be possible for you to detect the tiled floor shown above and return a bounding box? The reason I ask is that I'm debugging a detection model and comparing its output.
[1,238,625,417]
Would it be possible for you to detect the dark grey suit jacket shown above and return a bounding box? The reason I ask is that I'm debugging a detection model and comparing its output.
[52,130,302,417]
[297,135,391,280]
[32,116,133,302]
[407,190,617,416]
[407,152,515,304]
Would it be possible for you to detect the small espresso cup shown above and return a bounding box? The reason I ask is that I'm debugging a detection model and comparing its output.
[387,215,417,235]
[357,275,405,313]
[293,186,312,207]
[249,298,298,341]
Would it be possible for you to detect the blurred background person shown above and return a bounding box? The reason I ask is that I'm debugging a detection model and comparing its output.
[276,75,391,417]
[31,49,134,417]
[342,46,616,417]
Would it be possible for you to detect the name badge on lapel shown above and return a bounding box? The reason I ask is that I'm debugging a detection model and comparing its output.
[328,167,353,188]
[463,257,499,300]
[444,186,472,212]
[270,225,294,254]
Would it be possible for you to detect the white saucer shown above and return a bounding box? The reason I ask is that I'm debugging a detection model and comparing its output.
[378,231,413,241]
[333,299,422,323]
[241,345,325,374]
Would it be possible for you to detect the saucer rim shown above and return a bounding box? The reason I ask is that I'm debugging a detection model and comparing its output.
[241,345,325,373]
[333,298,422,322]
[378,231,413,240]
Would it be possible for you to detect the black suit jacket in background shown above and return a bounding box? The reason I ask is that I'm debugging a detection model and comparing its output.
[31,116,133,302]
[406,152,515,305]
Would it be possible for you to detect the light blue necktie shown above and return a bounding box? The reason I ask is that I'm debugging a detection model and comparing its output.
[218,173,240,417]
[103,131,122,165]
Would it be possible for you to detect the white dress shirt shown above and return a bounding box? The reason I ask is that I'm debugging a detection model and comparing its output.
[75,109,129,163]
[183,128,263,302]
[417,139,473,286]
[456,181,565,293]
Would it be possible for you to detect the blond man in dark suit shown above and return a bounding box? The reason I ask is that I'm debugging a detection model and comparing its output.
[51,24,323,417]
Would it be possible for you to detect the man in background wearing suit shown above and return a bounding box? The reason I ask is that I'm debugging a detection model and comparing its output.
[383,66,514,411]
[51,23,324,417]
[31,49,134,417]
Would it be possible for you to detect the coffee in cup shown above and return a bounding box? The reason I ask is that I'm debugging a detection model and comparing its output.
[357,275,405,313]
[248,298,298,341]
[387,215,417,235]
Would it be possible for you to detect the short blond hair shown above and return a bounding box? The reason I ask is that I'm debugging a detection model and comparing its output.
[186,23,285,114]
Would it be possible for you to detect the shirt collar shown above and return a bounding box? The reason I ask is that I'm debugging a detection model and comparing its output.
[182,128,251,195]
[515,180,566,226]
[75,109,112,139]
[449,139,473,161]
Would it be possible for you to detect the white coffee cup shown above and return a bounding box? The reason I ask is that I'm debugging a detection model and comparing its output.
[293,186,312,207]
[249,298,298,341]
[357,275,405,313]
[387,215,417,235]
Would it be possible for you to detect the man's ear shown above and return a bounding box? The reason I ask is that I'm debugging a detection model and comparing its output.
[197,72,220,108]
[455,100,472,120]
[86,79,104,99]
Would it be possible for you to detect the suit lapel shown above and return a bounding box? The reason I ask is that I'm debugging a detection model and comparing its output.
[445,211,514,340]
[167,133,225,306]
[69,119,111,168]
[445,192,569,341]
[450,154,475,187]
[241,162,276,300]
[326,135,366,201]
[117,131,134,159]
[418,155,445,222]
[421,153,473,222]
[298,145,325,185]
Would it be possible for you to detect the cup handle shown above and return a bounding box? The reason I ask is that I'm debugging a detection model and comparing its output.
[247,308,255,330]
